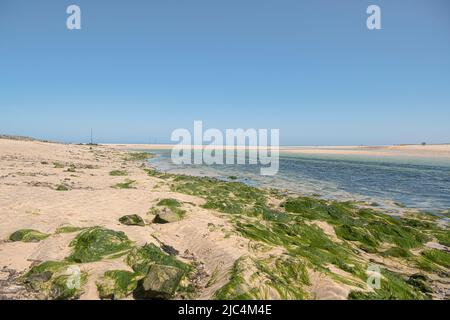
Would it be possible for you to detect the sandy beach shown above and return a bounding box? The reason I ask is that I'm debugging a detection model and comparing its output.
[109,143,450,160]
[1,138,448,300]
[0,138,250,299]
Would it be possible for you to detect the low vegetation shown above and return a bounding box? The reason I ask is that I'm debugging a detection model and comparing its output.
[109,170,127,176]
[124,152,153,161]
[111,179,136,189]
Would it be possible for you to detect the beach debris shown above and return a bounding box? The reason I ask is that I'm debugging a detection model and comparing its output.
[9,229,50,242]
[135,264,184,299]
[119,214,145,226]
[66,227,133,263]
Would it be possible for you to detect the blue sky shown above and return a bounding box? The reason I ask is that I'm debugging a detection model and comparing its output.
[1,0,449,145]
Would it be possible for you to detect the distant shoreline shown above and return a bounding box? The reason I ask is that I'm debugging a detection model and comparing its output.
[107,143,450,160]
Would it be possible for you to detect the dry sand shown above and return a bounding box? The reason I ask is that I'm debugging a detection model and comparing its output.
[0,138,252,299]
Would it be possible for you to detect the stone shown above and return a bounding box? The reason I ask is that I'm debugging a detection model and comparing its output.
[152,208,181,224]
[119,214,145,226]
[137,264,184,299]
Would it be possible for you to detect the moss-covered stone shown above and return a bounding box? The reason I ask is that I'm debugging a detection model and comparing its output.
[126,243,190,275]
[9,229,50,242]
[119,214,145,226]
[152,207,182,224]
[135,264,184,299]
[96,270,141,300]
[24,261,87,300]
[66,227,133,263]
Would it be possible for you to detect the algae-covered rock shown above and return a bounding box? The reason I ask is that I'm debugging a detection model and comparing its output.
[9,229,50,242]
[24,261,87,300]
[136,264,184,299]
[126,243,190,275]
[96,270,141,300]
[152,207,181,224]
[119,214,145,226]
[66,226,133,263]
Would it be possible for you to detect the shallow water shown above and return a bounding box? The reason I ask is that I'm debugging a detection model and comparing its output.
[144,149,450,213]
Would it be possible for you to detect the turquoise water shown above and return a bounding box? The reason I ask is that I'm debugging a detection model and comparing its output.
[145,149,450,213]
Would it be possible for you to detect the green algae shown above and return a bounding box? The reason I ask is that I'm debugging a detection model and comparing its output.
[170,175,267,216]
[214,256,310,300]
[124,152,153,161]
[144,167,447,299]
[126,243,190,275]
[55,226,85,234]
[66,227,133,263]
[156,198,185,218]
[157,198,182,208]
[9,229,50,242]
[96,270,141,299]
[109,170,128,176]
[420,249,450,269]
[348,269,428,300]
[284,197,431,252]
[24,261,87,300]
[111,179,136,189]
[381,247,411,258]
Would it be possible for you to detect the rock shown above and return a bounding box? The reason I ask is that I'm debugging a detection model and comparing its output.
[9,229,50,242]
[136,264,184,299]
[119,214,145,226]
[23,261,87,300]
[66,227,132,263]
[96,270,141,300]
[153,208,181,224]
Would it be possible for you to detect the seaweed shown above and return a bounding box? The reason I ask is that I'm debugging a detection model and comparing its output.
[66,227,133,263]
[126,243,190,275]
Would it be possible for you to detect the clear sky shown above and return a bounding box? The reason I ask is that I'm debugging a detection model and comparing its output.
[1,0,449,145]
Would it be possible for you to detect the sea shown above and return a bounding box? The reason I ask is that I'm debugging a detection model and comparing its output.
[143,148,450,214]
